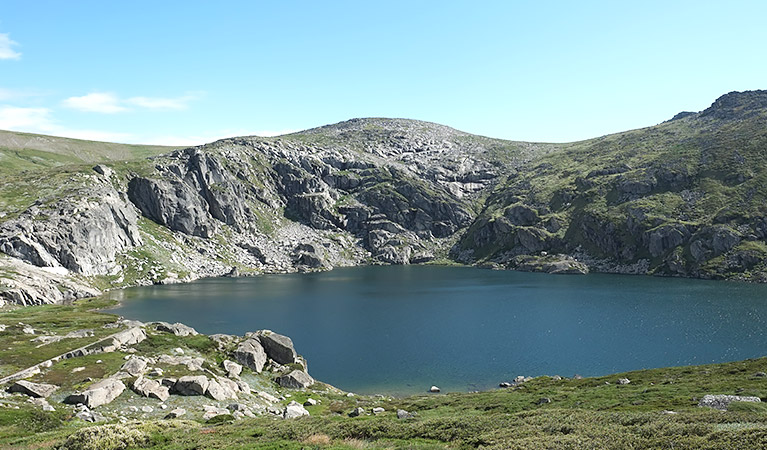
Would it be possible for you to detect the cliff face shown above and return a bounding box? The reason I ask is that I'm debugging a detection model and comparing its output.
[2,92,767,305]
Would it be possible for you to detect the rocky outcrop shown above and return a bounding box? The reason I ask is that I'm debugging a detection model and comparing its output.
[171,375,209,396]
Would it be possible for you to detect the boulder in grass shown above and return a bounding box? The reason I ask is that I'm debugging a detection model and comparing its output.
[64,378,125,408]
[7,380,58,398]
[283,401,310,419]
[155,322,198,337]
[698,394,761,410]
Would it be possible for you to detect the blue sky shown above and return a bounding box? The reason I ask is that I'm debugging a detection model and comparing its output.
[1,1,766,145]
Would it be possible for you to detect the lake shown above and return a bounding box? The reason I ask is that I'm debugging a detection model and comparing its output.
[106,265,767,395]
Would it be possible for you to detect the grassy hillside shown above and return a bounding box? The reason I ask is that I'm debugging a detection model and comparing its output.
[457,90,767,281]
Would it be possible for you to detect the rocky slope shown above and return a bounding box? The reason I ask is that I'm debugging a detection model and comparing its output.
[2,92,767,305]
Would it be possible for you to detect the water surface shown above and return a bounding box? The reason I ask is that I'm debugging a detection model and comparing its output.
[107,266,767,395]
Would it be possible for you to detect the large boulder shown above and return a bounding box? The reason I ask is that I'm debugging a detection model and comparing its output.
[172,376,209,396]
[121,356,148,376]
[258,330,297,365]
[7,380,58,398]
[233,338,267,373]
[131,377,170,402]
[283,401,310,419]
[64,378,125,408]
[205,377,238,401]
[276,370,315,389]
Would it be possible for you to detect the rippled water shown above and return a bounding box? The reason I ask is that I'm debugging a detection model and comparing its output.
[106,266,767,395]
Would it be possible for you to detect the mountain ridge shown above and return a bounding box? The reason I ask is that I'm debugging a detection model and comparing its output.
[2,90,767,305]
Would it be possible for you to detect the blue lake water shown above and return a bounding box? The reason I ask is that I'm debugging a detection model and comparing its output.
[106,265,767,395]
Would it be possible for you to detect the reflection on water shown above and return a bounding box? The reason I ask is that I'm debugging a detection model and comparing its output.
[107,266,767,395]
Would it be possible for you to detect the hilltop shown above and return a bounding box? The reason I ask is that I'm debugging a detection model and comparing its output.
[2,91,767,305]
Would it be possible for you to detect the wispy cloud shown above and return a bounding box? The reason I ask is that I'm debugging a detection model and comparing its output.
[62,92,127,113]
[0,105,131,142]
[63,91,199,113]
[126,95,196,110]
[0,33,21,60]
[0,106,51,130]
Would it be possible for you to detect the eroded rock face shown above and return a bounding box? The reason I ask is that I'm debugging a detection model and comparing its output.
[0,185,141,277]
[233,338,267,373]
[64,378,125,408]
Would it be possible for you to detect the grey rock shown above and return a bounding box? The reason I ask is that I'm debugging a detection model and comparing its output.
[128,177,215,238]
[283,401,310,419]
[698,394,761,410]
[155,321,198,336]
[223,360,242,378]
[164,407,186,419]
[349,407,365,417]
[64,378,125,408]
[258,330,297,365]
[172,376,209,396]
[303,398,317,406]
[121,356,148,376]
[233,337,267,373]
[76,410,106,422]
[372,407,385,415]
[131,377,170,402]
[276,370,315,389]
[429,385,440,393]
[397,409,414,419]
[617,378,631,385]
[205,377,237,401]
[7,380,58,398]
[537,397,552,405]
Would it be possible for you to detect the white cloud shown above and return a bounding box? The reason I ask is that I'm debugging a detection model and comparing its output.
[0,33,21,60]
[62,92,127,113]
[63,92,199,113]
[0,106,53,130]
[126,95,194,110]
[0,105,131,142]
